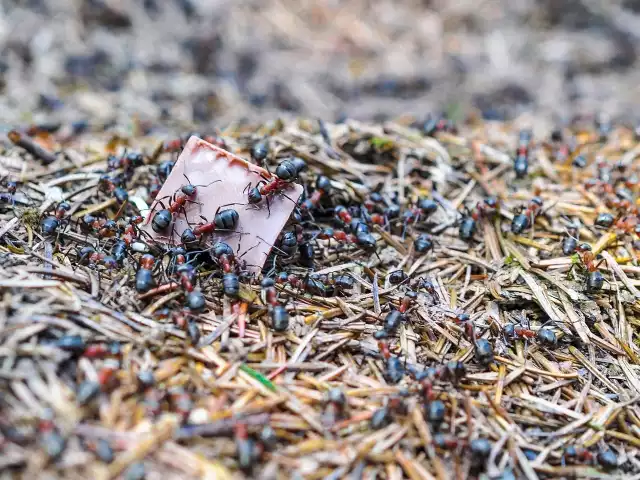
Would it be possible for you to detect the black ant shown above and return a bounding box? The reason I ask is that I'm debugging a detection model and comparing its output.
[98,174,129,204]
[401,197,438,238]
[511,196,543,234]
[261,277,289,332]
[180,208,240,246]
[41,201,71,236]
[245,157,306,217]
[514,129,532,178]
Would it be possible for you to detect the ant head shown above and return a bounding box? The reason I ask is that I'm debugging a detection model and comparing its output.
[126,152,144,167]
[484,196,498,208]
[181,184,196,196]
[576,242,592,252]
[247,187,262,204]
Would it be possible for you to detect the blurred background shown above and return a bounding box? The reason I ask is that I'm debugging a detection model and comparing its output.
[1,0,640,128]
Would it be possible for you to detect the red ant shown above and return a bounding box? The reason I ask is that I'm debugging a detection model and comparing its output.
[409,361,467,402]
[299,175,331,211]
[334,205,352,225]
[261,277,289,332]
[97,359,120,390]
[135,254,156,293]
[511,196,543,234]
[180,208,240,245]
[77,246,118,270]
[121,216,145,245]
[82,342,121,359]
[168,387,193,422]
[173,174,220,201]
[98,174,128,204]
[106,151,143,173]
[612,215,639,235]
[451,312,477,343]
[174,256,197,293]
[41,201,71,236]
[458,198,497,241]
[245,158,305,217]
[561,446,594,466]
[433,433,466,451]
[398,291,416,314]
[316,227,357,245]
[401,197,438,238]
[234,422,264,473]
[574,243,606,291]
[0,178,20,207]
[503,323,536,340]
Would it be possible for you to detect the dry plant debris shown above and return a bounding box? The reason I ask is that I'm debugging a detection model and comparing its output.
[0,115,640,478]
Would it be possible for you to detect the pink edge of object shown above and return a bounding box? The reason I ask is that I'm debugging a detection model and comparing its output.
[142,136,303,274]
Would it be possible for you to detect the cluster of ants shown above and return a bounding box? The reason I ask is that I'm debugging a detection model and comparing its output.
[1,117,633,475]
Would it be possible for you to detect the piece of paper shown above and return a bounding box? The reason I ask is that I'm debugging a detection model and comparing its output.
[142,136,303,273]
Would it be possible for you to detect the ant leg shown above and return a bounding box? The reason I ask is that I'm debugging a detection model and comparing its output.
[238,239,262,261]
[243,182,252,195]
[265,256,277,279]
[256,235,288,257]
[266,196,271,219]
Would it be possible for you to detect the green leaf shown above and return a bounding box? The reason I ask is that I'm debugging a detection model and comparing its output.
[370,137,394,149]
[240,364,277,392]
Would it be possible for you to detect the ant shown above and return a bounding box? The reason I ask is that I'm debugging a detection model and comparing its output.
[401,197,438,238]
[574,243,606,291]
[0,178,20,208]
[375,334,405,384]
[261,277,289,332]
[38,410,66,461]
[173,253,197,293]
[299,175,332,212]
[511,196,543,234]
[370,393,409,430]
[168,387,194,422]
[422,113,456,136]
[250,141,269,166]
[135,254,156,293]
[150,174,220,234]
[614,215,639,236]
[106,151,144,173]
[180,208,240,245]
[410,361,467,402]
[98,174,128,204]
[245,157,306,217]
[514,129,532,178]
[173,174,220,201]
[234,423,264,473]
[562,221,581,255]
[459,197,497,241]
[120,215,146,245]
[41,201,71,236]
[150,195,200,234]
[414,233,435,255]
[334,205,352,226]
[275,271,333,297]
[322,388,348,425]
[77,246,118,270]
